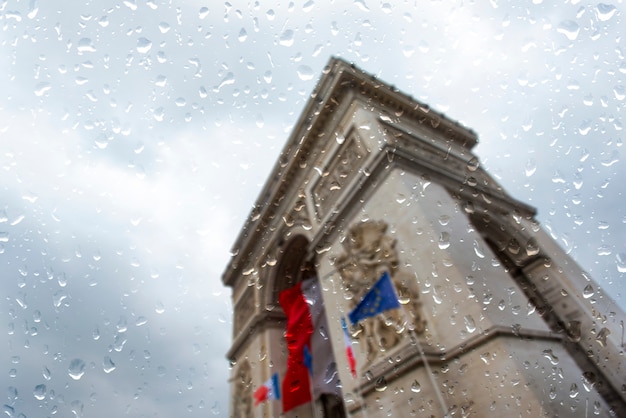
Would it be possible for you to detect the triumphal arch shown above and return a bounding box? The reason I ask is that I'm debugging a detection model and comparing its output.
[222,57,625,417]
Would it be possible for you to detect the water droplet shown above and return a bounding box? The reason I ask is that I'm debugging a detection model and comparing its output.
[595,327,610,347]
[557,20,580,41]
[116,317,128,333]
[279,29,295,46]
[374,376,387,392]
[42,366,51,381]
[601,149,619,166]
[402,45,415,58]
[215,72,235,92]
[238,28,247,42]
[463,201,475,214]
[53,290,68,308]
[27,0,39,19]
[68,358,86,380]
[613,84,626,101]
[579,120,592,135]
[565,320,581,343]
[581,371,598,392]
[596,3,617,21]
[542,349,559,365]
[410,380,421,393]
[155,301,165,314]
[158,22,170,33]
[155,74,167,87]
[113,333,127,352]
[549,385,557,399]
[525,238,539,256]
[466,157,479,172]
[97,15,108,27]
[438,232,450,250]
[480,352,490,365]
[296,65,314,81]
[583,284,594,298]
[77,38,96,53]
[616,253,626,273]
[569,383,579,398]
[137,37,152,53]
[464,315,476,333]
[103,356,116,373]
[33,384,46,400]
[198,6,209,19]
[507,239,520,255]
[34,82,52,97]
[123,0,137,10]
[71,400,84,417]
[524,158,536,177]
[473,240,485,258]
[354,0,370,12]
[397,289,410,304]
[153,107,164,121]
[432,286,443,305]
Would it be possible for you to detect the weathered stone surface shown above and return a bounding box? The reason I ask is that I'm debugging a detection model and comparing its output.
[222,57,624,417]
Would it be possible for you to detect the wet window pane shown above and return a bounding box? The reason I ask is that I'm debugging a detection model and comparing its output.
[1,2,623,417]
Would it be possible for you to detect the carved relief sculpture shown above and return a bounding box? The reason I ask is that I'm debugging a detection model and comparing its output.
[336,220,425,365]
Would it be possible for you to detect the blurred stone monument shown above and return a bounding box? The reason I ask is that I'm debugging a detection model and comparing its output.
[222,57,625,417]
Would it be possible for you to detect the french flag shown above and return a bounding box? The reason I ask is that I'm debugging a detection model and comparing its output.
[253,373,280,406]
[279,277,341,412]
[341,316,357,378]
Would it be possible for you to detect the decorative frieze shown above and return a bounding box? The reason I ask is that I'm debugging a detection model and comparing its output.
[282,188,312,229]
[234,289,255,337]
[312,130,368,221]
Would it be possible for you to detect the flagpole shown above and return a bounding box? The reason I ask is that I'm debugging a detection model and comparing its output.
[400,310,450,418]
[341,312,367,418]
[354,357,371,418]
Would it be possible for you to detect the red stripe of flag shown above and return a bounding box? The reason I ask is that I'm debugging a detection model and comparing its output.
[254,385,270,406]
[279,281,314,412]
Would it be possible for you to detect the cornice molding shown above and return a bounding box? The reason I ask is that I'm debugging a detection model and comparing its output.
[352,325,563,404]
[226,309,286,361]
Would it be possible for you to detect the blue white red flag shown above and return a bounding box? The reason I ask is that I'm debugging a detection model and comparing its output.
[341,316,357,378]
[253,373,280,406]
[279,277,341,412]
[348,271,401,324]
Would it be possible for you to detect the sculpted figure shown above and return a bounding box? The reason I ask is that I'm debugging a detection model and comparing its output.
[336,220,425,365]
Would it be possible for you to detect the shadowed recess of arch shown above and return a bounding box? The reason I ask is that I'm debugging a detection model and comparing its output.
[270,235,311,307]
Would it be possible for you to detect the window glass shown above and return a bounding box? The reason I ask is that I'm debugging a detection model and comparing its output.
[1,2,623,416]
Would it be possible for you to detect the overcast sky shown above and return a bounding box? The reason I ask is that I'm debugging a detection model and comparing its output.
[1,1,624,417]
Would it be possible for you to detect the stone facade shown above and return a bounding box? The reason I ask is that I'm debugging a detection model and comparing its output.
[222,57,625,417]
